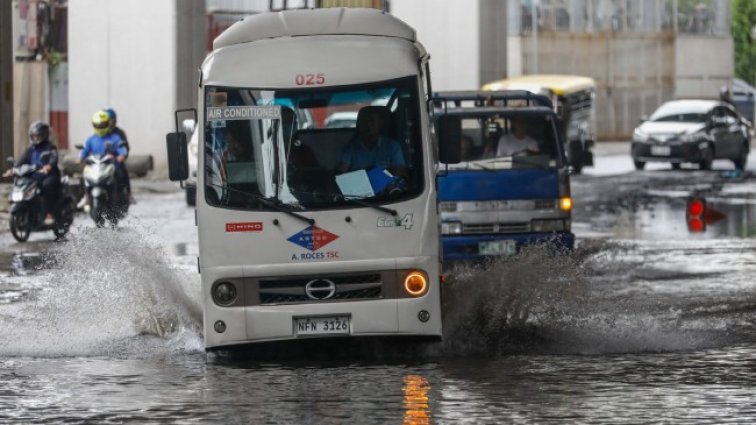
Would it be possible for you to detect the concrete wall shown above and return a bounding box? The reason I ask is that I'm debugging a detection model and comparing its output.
[478,0,507,86]
[13,61,48,155]
[521,32,676,140]
[69,0,206,172]
[391,0,480,91]
[674,36,733,99]
[0,2,13,161]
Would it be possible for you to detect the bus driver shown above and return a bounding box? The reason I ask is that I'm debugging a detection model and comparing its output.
[337,106,408,178]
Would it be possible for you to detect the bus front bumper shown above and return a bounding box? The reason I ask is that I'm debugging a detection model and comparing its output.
[205,297,442,349]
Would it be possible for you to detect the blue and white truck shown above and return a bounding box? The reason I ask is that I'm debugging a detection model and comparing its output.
[433,91,574,262]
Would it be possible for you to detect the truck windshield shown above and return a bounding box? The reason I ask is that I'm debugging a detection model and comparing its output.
[204,77,424,210]
[447,114,561,169]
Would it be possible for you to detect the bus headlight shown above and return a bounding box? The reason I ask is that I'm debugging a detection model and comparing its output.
[531,219,567,232]
[439,202,458,212]
[441,221,462,235]
[404,270,429,297]
[212,281,237,306]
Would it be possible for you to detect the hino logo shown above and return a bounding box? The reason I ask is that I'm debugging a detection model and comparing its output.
[304,279,336,300]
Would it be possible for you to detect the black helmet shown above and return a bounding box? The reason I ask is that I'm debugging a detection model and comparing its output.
[29,121,50,144]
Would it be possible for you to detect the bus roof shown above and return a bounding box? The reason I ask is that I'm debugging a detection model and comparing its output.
[482,75,596,96]
[214,8,417,50]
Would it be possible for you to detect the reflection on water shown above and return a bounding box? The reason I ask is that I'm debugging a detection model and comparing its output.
[615,196,756,239]
[403,375,431,425]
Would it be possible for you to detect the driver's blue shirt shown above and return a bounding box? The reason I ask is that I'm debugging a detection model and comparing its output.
[340,135,407,171]
[80,133,128,160]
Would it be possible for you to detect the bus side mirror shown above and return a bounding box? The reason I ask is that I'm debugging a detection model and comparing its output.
[166,132,189,181]
[437,115,462,164]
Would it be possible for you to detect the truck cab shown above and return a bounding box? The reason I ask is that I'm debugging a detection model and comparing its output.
[434,91,574,263]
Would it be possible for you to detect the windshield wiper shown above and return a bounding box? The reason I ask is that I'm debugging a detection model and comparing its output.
[341,196,398,216]
[290,190,398,216]
[208,182,314,225]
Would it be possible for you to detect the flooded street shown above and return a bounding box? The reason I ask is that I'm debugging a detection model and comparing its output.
[3,160,756,424]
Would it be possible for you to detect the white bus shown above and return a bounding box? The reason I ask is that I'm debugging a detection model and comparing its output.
[166,8,454,349]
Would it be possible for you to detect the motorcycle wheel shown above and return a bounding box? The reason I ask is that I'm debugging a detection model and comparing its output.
[90,197,106,228]
[10,209,31,242]
[53,199,75,240]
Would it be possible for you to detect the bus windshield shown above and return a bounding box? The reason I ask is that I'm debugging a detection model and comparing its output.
[204,77,424,210]
[446,114,562,169]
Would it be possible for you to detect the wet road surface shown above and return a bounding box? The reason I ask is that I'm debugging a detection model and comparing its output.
[2,159,756,423]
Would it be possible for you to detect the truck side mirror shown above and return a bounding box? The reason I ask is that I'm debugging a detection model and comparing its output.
[166,132,189,181]
[437,115,462,164]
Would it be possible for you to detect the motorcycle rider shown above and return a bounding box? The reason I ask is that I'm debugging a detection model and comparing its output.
[3,121,61,226]
[105,108,133,203]
[78,110,129,207]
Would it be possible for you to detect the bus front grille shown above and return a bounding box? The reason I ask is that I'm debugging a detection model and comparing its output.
[258,274,383,305]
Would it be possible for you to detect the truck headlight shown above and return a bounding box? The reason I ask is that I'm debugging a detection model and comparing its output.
[531,219,567,232]
[441,221,462,235]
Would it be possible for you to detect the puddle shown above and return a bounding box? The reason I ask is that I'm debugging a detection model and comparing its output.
[0,252,47,276]
[613,196,756,240]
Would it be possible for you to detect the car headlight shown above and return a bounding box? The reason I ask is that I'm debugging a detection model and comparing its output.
[633,128,649,142]
[680,133,704,143]
[531,219,568,232]
[441,221,462,235]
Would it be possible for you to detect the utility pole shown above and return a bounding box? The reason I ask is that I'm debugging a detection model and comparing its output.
[531,0,538,73]
[0,2,13,162]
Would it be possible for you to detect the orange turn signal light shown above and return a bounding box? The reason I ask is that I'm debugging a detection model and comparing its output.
[404,271,429,297]
[559,197,573,211]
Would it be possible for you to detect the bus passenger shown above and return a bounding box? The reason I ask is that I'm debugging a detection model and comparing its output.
[337,106,408,178]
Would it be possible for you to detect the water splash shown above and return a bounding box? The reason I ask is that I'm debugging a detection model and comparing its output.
[439,239,745,356]
[0,226,203,358]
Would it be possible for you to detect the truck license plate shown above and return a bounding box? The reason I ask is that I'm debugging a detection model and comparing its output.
[478,240,517,256]
[651,146,671,156]
[295,316,350,336]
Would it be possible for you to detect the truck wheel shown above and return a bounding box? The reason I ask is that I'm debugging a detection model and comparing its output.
[186,186,197,206]
[633,160,646,170]
[569,141,583,174]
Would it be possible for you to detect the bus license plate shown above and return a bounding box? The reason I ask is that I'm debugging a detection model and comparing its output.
[295,316,350,336]
[651,146,671,156]
[478,240,517,256]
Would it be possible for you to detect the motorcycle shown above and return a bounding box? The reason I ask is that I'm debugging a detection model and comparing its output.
[6,159,76,242]
[81,149,129,227]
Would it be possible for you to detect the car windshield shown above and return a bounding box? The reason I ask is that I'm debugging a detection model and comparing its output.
[444,114,562,169]
[651,113,708,123]
[204,77,424,210]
